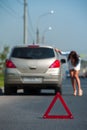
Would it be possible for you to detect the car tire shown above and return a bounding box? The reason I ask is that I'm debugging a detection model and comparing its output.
[55,85,62,95]
[4,85,17,95]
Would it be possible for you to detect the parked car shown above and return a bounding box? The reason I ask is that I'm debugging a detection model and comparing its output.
[4,45,65,95]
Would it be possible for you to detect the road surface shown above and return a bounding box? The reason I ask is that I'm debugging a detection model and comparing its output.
[0,78,87,130]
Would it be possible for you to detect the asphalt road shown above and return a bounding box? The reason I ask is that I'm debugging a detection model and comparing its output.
[0,78,87,130]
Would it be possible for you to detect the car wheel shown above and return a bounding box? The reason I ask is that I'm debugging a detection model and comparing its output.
[4,85,17,95]
[55,85,62,95]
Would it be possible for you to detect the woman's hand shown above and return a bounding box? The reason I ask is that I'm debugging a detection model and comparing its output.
[55,48,61,54]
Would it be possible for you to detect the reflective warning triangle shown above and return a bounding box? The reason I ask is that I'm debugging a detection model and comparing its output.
[43,93,73,119]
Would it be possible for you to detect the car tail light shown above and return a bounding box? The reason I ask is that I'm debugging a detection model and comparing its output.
[49,60,60,68]
[6,60,16,68]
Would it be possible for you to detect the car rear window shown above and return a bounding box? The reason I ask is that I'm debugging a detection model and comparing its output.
[11,47,55,59]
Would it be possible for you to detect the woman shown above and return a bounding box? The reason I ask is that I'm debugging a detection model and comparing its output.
[55,49,83,96]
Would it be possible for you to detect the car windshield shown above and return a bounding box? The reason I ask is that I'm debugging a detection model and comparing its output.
[11,47,55,59]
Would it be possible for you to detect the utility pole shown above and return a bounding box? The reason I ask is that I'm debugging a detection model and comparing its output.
[24,0,28,44]
[36,28,39,44]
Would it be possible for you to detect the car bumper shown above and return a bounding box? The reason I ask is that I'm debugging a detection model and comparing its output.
[4,74,62,85]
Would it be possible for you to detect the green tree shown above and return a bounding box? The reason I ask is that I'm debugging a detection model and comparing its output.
[0,46,9,72]
[0,46,9,62]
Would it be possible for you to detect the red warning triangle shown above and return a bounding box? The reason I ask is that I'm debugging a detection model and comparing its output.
[43,93,73,119]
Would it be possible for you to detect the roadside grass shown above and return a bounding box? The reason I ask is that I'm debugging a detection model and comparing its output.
[0,73,4,88]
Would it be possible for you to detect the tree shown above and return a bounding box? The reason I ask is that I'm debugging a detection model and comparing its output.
[0,46,9,72]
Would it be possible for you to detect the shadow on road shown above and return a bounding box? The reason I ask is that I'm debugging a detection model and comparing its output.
[0,88,55,96]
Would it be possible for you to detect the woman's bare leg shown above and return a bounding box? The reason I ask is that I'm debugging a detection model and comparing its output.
[69,70,77,96]
[74,70,83,96]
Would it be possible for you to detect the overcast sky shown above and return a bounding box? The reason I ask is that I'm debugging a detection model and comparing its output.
[0,0,87,56]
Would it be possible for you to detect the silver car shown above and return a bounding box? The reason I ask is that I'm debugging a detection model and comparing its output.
[4,45,65,95]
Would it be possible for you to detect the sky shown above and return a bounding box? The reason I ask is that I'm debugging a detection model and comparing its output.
[0,0,87,56]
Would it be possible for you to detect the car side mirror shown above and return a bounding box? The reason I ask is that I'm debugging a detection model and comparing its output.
[61,59,66,64]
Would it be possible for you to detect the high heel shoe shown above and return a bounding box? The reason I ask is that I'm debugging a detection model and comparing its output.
[78,89,83,96]
[73,90,77,96]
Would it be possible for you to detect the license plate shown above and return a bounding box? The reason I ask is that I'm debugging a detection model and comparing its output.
[23,77,42,83]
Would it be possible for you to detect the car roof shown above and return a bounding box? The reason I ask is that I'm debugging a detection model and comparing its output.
[12,44,54,49]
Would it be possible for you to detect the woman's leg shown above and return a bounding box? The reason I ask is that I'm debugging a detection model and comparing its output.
[69,70,77,95]
[74,70,83,96]
[74,70,81,89]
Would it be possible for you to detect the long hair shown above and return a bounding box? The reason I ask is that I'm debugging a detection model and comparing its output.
[67,51,79,66]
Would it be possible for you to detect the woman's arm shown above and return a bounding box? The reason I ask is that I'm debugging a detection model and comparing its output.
[55,48,70,56]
